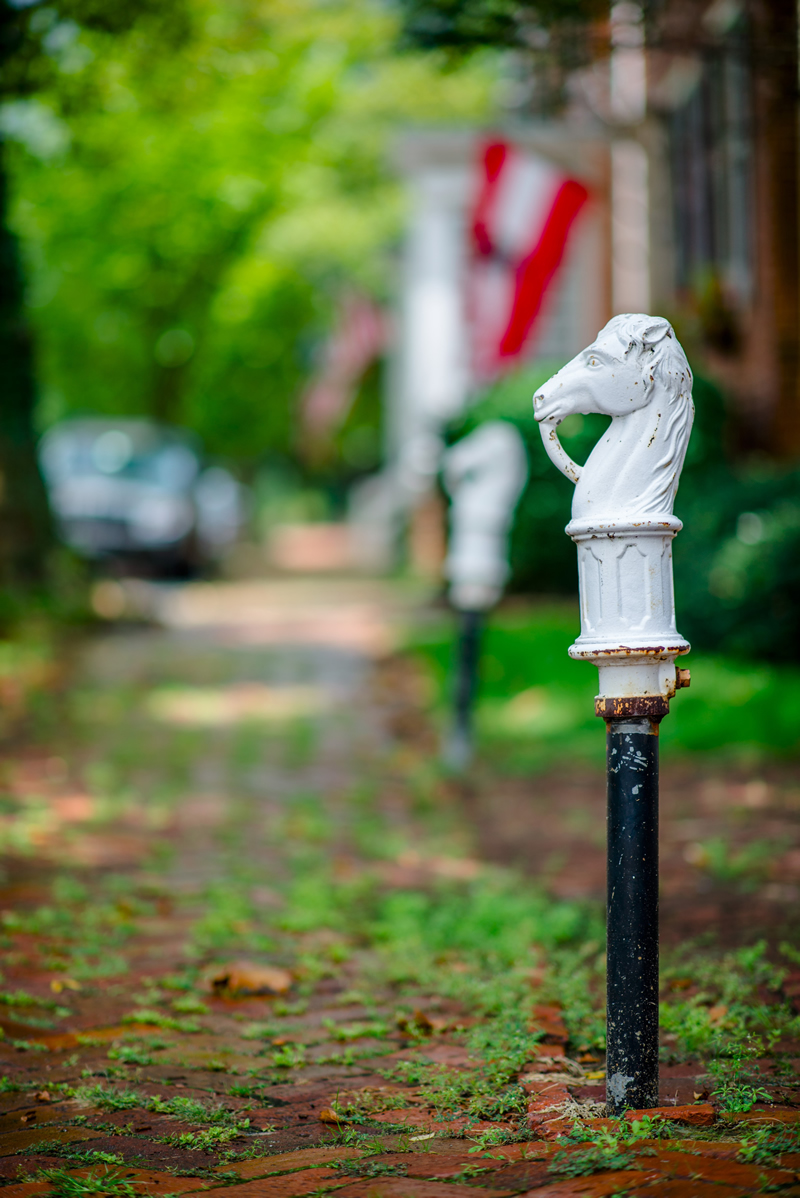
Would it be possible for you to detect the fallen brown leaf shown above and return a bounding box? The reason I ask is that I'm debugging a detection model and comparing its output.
[50,979,81,993]
[396,1008,449,1035]
[207,960,292,997]
[318,1107,344,1124]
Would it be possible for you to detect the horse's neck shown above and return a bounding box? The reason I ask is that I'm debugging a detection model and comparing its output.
[573,398,681,521]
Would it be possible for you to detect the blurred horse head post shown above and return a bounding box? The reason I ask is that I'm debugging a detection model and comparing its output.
[534,313,695,1114]
[441,422,528,769]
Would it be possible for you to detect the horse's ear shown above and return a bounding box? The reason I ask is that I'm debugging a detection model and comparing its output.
[641,317,671,346]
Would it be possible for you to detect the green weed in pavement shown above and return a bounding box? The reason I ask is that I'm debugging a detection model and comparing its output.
[709,1053,774,1113]
[334,1159,409,1178]
[659,941,799,1061]
[72,1085,249,1127]
[321,1017,391,1041]
[121,1009,201,1033]
[160,1125,242,1152]
[0,989,71,1013]
[270,1043,307,1069]
[170,995,209,1014]
[325,1127,387,1154]
[738,1122,800,1166]
[550,1117,668,1178]
[107,1037,167,1066]
[38,1166,141,1198]
[41,1150,126,1166]
[378,1012,537,1123]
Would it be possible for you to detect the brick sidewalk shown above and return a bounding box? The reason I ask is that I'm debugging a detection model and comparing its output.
[0,580,796,1197]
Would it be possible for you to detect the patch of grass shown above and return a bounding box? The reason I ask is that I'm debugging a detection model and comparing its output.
[159,972,196,992]
[738,1122,800,1165]
[685,836,792,890]
[107,1044,155,1066]
[240,1022,279,1041]
[467,1126,529,1151]
[334,1159,408,1178]
[324,1127,387,1154]
[270,1043,306,1069]
[321,1017,390,1042]
[11,1039,50,1052]
[408,606,800,768]
[170,995,209,1015]
[151,1095,248,1127]
[0,989,71,1014]
[38,1165,140,1197]
[550,1119,660,1178]
[381,1014,536,1123]
[46,1150,126,1166]
[317,1045,395,1067]
[72,1085,246,1126]
[73,1085,142,1111]
[161,1125,243,1152]
[227,1083,272,1100]
[121,1009,201,1033]
[272,999,308,1017]
[549,1137,637,1178]
[660,942,796,1060]
[708,1053,773,1113]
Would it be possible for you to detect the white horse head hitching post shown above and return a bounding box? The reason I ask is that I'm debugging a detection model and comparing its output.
[534,313,694,719]
[442,421,528,612]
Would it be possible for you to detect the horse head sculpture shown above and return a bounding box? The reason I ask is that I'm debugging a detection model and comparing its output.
[533,313,694,522]
[532,314,695,711]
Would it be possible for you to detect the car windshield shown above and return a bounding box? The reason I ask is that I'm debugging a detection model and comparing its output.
[41,425,200,492]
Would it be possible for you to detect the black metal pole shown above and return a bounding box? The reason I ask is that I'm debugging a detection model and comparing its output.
[443,608,483,768]
[605,716,660,1114]
[455,609,482,740]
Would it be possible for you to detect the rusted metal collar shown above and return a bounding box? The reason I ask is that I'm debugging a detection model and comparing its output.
[596,695,668,721]
[595,668,690,722]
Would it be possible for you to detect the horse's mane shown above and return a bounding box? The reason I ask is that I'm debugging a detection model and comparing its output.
[592,313,694,517]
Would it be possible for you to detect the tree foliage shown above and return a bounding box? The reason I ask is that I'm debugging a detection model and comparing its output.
[0,0,194,592]
[3,0,495,469]
[397,0,606,52]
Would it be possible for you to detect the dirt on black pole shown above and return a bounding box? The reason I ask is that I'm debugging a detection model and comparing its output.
[605,715,660,1113]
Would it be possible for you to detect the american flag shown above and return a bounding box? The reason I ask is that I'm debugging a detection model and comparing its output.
[469,139,589,380]
[301,293,388,441]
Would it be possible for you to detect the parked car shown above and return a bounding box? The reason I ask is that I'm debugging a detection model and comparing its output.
[39,419,244,576]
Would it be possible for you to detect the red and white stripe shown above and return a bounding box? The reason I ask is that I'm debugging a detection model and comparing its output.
[469,140,589,379]
[302,293,387,439]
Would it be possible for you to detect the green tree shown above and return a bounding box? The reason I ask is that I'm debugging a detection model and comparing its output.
[4,0,495,472]
[398,0,605,50]
[396,0,607,114]
[0,0,189,593]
